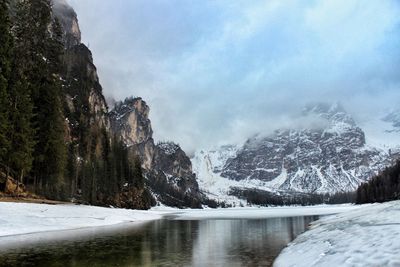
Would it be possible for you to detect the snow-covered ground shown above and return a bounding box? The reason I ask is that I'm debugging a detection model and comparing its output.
[166,204,360,220]
[274,200,400,267]
[0,202,358,239]
[0,202,164,238]
[2,201,398,266]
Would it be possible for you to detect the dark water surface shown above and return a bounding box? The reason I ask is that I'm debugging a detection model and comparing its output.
[0,215,318,267]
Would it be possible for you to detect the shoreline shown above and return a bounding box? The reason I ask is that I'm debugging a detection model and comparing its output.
[273,200,400,267]
[0,201,358,240]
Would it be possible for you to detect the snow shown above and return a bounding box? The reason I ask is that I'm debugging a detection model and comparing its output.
[0,202,163,238]
[157,142,180,155]
[3,200,397,267]
[0,202,358,239]
[168,204,359,220]
[264,165,287,188]
[360,114,400,150]
[274,200,400,267]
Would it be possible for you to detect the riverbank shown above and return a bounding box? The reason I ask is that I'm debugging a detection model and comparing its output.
[274,200,400,267]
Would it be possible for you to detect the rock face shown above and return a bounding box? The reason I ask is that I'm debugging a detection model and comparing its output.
[52,0,109,143]
[0,172,25,195]
[193,103,394,201]
[109,98,154,169]
[52,0,81,47]
[154,142,199,193]
[110,98,203,208]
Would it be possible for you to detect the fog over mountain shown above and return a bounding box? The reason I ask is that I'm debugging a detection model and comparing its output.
[66,0,400,153]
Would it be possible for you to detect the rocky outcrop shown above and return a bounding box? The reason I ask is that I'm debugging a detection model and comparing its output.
[110,98,203,208]
[109,97,154,169]
[154,142,199,192]
[52,0,81,47]
[0,172,25,195]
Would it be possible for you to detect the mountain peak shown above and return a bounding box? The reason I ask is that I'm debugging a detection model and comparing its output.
[303,102,345,116]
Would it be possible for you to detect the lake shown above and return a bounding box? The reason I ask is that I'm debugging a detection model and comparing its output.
[0,215,318,267]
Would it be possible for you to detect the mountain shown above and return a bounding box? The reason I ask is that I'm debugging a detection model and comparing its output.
[0,0,204,209]
[192,103,397,204]
[109,97,204,208]
[55,1,203,208]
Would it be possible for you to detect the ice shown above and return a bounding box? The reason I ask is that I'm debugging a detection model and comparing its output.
[274,200,400,267]
[158,204,359,220]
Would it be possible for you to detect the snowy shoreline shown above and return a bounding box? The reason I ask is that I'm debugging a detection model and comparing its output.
[0,202,358,241]
[274,200,400,267]
[0,202,165,239]
[0,201,374,263]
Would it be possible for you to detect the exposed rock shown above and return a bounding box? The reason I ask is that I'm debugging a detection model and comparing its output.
[0,172,25,194]
[109,97,154,169]
[154,142,199,193]
[110,98,203,208]
[52,0,81,47]
[61,43,110,139]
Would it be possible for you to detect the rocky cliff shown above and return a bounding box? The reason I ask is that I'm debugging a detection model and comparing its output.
[109,98,154,169]
[110,98,203,208]
[52,0,81,47]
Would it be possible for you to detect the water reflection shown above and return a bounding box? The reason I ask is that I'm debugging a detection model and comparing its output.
[0,216,317,267]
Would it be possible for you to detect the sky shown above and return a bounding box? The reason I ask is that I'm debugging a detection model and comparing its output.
[67,0,400,154]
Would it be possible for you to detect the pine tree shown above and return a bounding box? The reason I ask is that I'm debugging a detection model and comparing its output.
[6,0,36,184]
[11,0,67,197]
[133,156,144,188]
[0,0,12,166]
[7,78,35,184]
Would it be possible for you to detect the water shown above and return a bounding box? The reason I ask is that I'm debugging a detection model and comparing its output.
[0,215,318,267]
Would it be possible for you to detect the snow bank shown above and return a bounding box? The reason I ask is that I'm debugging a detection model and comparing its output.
[0,202,357,239]
[274,201,400,267]
[0,202,163,237]
[163,204,359,220]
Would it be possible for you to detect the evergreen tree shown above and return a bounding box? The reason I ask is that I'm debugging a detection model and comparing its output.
[7,78,35,183]
[0,0,12,165]
[12,0,67,197]
[6,0,36,184]
[133,156,144,188]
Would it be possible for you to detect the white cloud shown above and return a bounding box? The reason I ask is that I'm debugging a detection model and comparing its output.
[67,0,400,153]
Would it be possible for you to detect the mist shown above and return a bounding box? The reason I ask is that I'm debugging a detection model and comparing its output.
[67,0,400,153]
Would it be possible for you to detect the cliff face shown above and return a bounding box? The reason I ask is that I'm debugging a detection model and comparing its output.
[53,0,109,151]
[110,98,203,208]
[109,98,155,169]
[52,0,81,47]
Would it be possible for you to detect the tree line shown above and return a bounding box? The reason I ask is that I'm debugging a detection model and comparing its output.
[356,160,400,204]
[0,0,153,209]
[229,187,356,206]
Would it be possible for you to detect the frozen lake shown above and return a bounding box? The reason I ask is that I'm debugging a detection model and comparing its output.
[0,215,318,267]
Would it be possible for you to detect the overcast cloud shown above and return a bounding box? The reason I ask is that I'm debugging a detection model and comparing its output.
[67,0,400,153]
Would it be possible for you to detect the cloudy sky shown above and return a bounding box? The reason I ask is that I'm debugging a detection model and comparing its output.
[67,0,400,153]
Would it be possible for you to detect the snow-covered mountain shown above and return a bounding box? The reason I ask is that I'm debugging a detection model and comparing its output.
[192,103,399,204]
